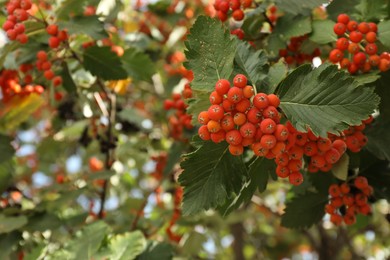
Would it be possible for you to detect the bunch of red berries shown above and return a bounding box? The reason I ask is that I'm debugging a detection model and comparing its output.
[197,74,286,157]
[150,153,168,181]
[45,24,68,49]
[267,5,278,24]
[164,84,193,140]
[0,69,44,103]
[231,28,245,40]
[213,0,253,22]
[36,50,63,85]
[325,176,373,225]
[279,35,321,65]
[2,0,32,44]
[330,13,390,74]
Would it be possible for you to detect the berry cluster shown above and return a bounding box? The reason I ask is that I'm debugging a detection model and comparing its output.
[266,5,278,24]
[45,24,68,49]
[36,51,63,86]
[164,52,194,81]
[330,14,390,73]
[197,75,284,156]
[325,176,373,225]
[2,0,32,44]
[150,153,168,181]
[213,0,253,22]
[163,84,193,140]
[0,69,44,103]
[279,35,321,65]
[231,28,245,40]
[166,186,183,243]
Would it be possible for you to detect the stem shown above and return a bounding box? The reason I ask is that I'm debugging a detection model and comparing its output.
[98,90,116,219]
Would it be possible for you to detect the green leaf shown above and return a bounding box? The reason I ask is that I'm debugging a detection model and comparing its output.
[25,212,62,232]
[361,160,390,200]
[137,241,174,260]
[275,0,329,15]
[0,215,28,234]
[179,141,247,215]
[277,63,380,137]
[307,171,336,195]
[281,192,328,229]
[0,232,21,259]
[59,16,108,39]
[241,7,265,39]
[310,20,337,44]
[355,0,387,21]
[110,231,146,260]
[272,15,312,41]
[0,160,13,194]
[57,0,90,19]
[262,59,288,94]
[24,244,46,260]
[83,46,128,80]
[60,62,78,93]
[222,157,276,215]
[331,153,349,180]
[0,42,19,68]
[0,135,14,164]
[163,142,186,175]
[378,20,390,48]
[326,0,360,21]
[375,71,390,116]
[186,91,210,125]
[184,16,237,91]
[66,221,109,259]
[121,48,155,82]
[235,42,268,88]
[354,72,381,85]
[365,116,390,161]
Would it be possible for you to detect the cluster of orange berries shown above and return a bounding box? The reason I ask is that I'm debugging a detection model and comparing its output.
[163,84,193,140]
[166,186,183,243]
[2,0,32,44]
[325,176,373,225]
[279,36,321,65]
[330,14,390,74]
[36,50,63,86]
[197,74,285,157]
[213,0,253,22]
[164,52,194,81]
[150,153,168,181]
[0,69,43,102]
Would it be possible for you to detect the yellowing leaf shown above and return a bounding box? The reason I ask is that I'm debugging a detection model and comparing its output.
[108,78,132,95]
[0,94,44,131]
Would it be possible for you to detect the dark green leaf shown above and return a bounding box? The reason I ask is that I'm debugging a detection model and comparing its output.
[354,72,381,85]
[235,42,268,88]
[83,46,128,80]
[262,59,288,94]
[25,212,62,232]
[59,16,108,39]
[375,71,390,116]
[310,20,337,44]
[179,141,247,215]
[281,192,328,229]
[60,62,78,93]
[361,160,390,200]
[57,0,90,19]
[184,16,237,91]
[0,160,14,194]
[355,0,387,21]
[275,0,329,15]
[137,241,174,260]
[326,0,360,21]
[241,7,265,39]
[271,15,312,41]
[365,116,390,161]
[186,91,210,125]
[277,63,380,137]
[0,135,14,164]
[0,232,21,259]
[122,48,155,82]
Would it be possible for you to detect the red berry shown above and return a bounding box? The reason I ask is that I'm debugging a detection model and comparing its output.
[353,52,366,66]
[336,37,349,51]
[207,120,221,133]
[288,159,302,172]
[221,115,235,131]
[2,20,15,31]
[253,93,269,109]
[260,134,276,149]
[37,51,47,61]
[57,30,68,41]
[230,0,240,10]
[368,22,378,32]
[226,130,242,145]
[211,130,226,143]
[365,31,377,43]
[227,87,243,103]
[16,33,28,44]
[20,0,32,10]
[274,124,289,141]
[233,74,247,88]
[340,58,351,69]
[229,144,244,156]
[348,42,360,54]
[209,91,223,105]
[260,118,276,134]
[329,49,344,63]
[333,23,346,35]
[199,125,210,140]
[44,70,55,80]
[354,176,368,190]
[325,148,341,164]
[379,58,390,72]
[6,29,17,40]
[198,111,210,125]
[365,43,377,55]
[243,85,254,98]
[347,20,358,31]
[276,165,289,178]
[14,23,25,34]
[49,37,61,48]
[240,122,256,138]
[207,105,224,121]
[247,107,262,124]
[232,9,244,21]
[235,98,251,112]
[222,99,235,112]
[358,22,370,34]
[337,14,350,24]
[46,24,58,36]
[233,112,247,126]
[52,76,63,86]
[215,79,230,95]
[289,171,303,186]
[332,139,347,155]
[267,94,280,107]
[349,31,363,43]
